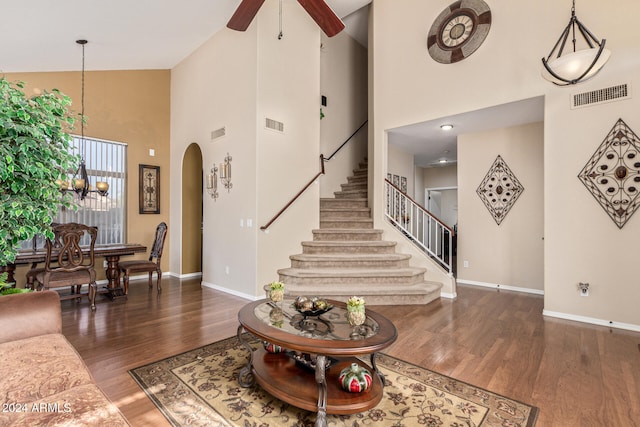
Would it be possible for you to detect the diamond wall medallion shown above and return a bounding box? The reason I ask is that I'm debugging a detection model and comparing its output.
[578,118,640,229]
[476,155,524,225]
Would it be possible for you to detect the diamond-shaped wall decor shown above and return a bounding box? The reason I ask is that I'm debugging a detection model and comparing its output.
[578,118,640,229]
[476,155,524,225]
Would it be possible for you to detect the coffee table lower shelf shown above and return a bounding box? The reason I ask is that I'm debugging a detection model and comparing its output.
[251,348,383,415]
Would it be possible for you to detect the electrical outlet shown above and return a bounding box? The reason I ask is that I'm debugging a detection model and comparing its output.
[225,266,230,275]
[463,260,469,268]
[578,282,590,297]
[580,288,589,297]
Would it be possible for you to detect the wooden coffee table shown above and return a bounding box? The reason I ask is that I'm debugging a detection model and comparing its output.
[237,298,397,427]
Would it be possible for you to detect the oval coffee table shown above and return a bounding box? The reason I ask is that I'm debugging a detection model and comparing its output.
[237,298,397,427]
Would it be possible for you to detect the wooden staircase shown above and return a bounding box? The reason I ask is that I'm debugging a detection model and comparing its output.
[277,160,442,305]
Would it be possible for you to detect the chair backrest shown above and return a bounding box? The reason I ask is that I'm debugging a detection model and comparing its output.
[44,223,98,273]
[148,222,168,264]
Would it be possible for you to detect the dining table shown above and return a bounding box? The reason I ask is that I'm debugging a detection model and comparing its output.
[1,243,147,299]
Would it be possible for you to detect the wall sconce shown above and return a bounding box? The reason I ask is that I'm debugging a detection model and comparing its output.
[220,153,232,192]
[206,164,219,201]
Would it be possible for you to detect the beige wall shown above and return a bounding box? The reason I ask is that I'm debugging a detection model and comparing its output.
[171,0,324,298]
[423,165,458,189]
[319,31,368,197]
[371,0,640,328]
[5,70,171,285]
[387,143,414,196]
[457,123,544,291]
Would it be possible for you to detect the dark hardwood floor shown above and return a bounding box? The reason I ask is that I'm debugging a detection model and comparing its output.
[60,278,640,426]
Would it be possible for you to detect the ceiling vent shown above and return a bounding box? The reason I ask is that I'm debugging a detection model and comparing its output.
[571,83,630,109]
[265,118,284,133]
[210,126,226,141]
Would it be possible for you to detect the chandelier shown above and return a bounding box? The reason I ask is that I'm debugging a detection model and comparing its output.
[58,40,109,200]
[541,0,610,86]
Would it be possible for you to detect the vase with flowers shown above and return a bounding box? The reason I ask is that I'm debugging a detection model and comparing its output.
[268,281,285,303]
[346,296,366,326]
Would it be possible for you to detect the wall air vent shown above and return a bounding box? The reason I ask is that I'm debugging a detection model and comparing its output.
[210,127,226,141]
[571,84,630,109]
[265,118,284,133]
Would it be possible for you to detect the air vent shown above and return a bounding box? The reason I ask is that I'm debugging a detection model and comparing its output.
[265,118,284,133]
[210,126,226,140]
[571,84,630,109]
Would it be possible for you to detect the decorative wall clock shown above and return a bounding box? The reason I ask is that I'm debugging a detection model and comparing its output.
[578,118,640,229]
[427,0,492,64]
[476,155,524,225]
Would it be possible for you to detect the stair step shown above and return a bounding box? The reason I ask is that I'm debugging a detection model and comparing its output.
[341,182,367,191]
[281,281,442,305]
[301,240,396,254]
[320,207,371,219]
[312,229,382,241]
[277,267,427,285]
[320,198,368,209]
[334,189,368,199]
[320,218,373,229]
[347,175,367,184]
[289,253,411,269]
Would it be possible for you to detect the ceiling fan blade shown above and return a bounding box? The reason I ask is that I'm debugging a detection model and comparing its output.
[227,0,267,31]
[297,0,345,37]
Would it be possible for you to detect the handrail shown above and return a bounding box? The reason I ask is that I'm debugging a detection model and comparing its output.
[324,120,368,162]
[385,179,454,274]
[260,155,325,231]
[385,179,454,235]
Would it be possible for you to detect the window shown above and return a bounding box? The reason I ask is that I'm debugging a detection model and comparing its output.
[20,136,127,249]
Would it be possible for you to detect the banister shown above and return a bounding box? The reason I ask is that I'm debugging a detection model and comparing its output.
[260,155,325,231]
[324,120,368,162]
[384,178,454,235]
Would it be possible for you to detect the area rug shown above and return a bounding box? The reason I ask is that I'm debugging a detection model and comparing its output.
[129,335,538,427]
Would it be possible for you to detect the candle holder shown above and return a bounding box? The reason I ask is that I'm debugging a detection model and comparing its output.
[220,152,232,192]
[206,164,219,201]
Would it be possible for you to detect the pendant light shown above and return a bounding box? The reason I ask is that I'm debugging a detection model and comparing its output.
[72,39,109,200]
[541,0,610,86]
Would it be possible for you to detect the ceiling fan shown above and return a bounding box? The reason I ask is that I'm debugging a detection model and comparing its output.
[227,0,345,37]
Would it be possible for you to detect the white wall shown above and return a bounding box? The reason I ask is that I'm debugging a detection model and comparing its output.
[371,0,640,327]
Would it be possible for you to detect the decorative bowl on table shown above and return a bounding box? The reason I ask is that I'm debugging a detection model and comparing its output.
[292,296,333,316]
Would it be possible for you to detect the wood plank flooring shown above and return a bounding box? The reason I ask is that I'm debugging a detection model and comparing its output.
[60,278,640,426]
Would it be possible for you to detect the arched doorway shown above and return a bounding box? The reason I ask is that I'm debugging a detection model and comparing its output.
[181,143,203,276]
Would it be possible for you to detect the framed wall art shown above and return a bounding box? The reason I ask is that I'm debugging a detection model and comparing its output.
[139,164,160,214]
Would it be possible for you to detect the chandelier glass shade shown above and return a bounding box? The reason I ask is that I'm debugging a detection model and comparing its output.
[541,1,610,86]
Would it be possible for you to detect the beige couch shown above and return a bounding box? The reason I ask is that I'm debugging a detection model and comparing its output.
[0,291,129,426]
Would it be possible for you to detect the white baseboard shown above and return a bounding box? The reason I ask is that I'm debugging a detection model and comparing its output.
[201,281,256,301]
[542,310,640,333]
[456,279,544,295]
[169,272,202,279]
[440,291,457,299]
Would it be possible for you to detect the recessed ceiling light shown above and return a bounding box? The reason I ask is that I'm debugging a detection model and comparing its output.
[440,124,453,131]
[439,159,448,164]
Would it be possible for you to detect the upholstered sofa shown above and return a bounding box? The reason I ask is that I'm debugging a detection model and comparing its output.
[0,291,129,426]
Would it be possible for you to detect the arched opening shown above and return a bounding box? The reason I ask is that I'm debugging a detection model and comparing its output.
[181,143,203,276]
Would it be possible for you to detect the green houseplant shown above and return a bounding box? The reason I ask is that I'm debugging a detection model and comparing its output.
[0,77,78,267]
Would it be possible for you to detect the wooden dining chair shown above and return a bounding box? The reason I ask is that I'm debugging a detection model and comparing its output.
[29,223,99,311]
[118,222,167,295]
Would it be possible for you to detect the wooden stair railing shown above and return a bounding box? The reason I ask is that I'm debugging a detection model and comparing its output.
[260,121,368,231]
[260,155,325,231]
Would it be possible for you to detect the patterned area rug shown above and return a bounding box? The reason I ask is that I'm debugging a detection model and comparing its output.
[129,335,538,427]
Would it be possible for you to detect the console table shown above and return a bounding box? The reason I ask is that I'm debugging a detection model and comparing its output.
[237,298,397,427]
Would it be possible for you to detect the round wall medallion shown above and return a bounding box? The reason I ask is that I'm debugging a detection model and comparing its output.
[427,0,492,64]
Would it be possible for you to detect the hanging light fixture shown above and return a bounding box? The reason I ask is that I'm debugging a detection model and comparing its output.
[62,39,109,200]
[541,0,610,86]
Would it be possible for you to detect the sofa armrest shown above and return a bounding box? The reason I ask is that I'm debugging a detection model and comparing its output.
[0,291,62,343]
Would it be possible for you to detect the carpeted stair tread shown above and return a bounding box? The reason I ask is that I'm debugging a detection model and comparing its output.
[312,229,383,241]
[278,266,427,278]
